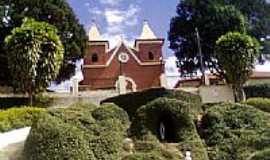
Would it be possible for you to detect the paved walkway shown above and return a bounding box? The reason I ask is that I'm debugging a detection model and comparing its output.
[0,127,30,160]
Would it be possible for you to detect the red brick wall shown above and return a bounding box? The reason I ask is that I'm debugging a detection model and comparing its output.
[81,42,163,91]
[84,42,109,65]
[137,43,163,62]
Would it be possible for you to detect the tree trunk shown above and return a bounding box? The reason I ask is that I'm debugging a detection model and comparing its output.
[233,85,246,102]
[29,89,33,106]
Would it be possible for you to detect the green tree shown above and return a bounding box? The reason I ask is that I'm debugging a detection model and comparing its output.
[215,32,260,101]
[169,2,247,75]
[5,18,64,105]
[0,0,87,84]
[169,0,270,75]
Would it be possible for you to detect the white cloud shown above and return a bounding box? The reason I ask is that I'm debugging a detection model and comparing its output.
[89,7,103,15]
[105,9,125,24]
[87,2,141,48]
[100,0,123,6]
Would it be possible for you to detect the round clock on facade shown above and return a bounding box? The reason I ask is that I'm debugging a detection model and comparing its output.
[118,52,129,63]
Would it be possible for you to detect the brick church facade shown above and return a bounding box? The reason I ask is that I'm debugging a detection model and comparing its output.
[80,21,166,92]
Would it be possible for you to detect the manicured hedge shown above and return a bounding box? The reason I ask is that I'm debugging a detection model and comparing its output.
[201,103,270,160]
[0,95,53,109]
[130,98,209,160]
[249,149,270,160]
[23,103,130,160]
[101,88,202,119]
[245,98,270,113]
[244,83,270,98]
[0,107,46,132]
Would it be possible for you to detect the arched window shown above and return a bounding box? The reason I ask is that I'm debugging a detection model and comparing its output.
[91,53,98,62]
[148,52,154,60]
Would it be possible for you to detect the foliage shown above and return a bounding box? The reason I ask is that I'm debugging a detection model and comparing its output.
[200,103,270,160]
[244,83,270,98]
[129,98,208,160]
[245,98,270,113]
[0,0,87,83]
[23,103,129,160]
[101,88,202,120]
[5,18,63,103]
[0,107,46,132]
[249,149,270,160]
[168,1,247,75]
[215,32,260,101]
[0,96,54,109]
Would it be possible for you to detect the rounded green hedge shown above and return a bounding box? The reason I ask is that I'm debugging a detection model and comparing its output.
[130,97,195,142]
[245,98,270,113]
[201,103,270,160]
[0,107,46,132]
[101,88,202,120]
[244,83,270,98]
[23,103,130,160]
[249,149,270,160]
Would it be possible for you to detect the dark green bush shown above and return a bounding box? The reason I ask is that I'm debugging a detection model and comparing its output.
[244,83,270,98]
[0,95,53,109]
[201,103,270,160]
[92,103,130,125]
[249,149,270,160]
[130,98,209,160]
[23,113,95,160]
[245,98,270,113]
[0,107,46,132]
[130,98,195,141]
[101,88,202,119]
[23,103,130,160]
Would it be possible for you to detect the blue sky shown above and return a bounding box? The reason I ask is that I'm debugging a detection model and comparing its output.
[67,0,179,57]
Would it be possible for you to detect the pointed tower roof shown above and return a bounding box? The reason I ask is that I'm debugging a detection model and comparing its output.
[88,20,104,41]
[139,20,157,39]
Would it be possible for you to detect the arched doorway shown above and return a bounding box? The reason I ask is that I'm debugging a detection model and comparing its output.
[115,76,137,93]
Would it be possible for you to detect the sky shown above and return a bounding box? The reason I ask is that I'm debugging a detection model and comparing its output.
[67,0,179,57]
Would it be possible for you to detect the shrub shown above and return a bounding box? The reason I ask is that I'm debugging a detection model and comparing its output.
[0,96,53,109]
[201,103,270,160]
[130,98,209,160]
[23,113,95,160]
[249,149,270,160]
[245,98,270,113]
[23,103,130,160]
[101,88,202,119]
[0,107,46,132]
[130,98,195,142]
[244,83,270,98]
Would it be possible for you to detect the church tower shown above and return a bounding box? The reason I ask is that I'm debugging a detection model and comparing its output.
[85,21,109,65]
[135,20,164,62]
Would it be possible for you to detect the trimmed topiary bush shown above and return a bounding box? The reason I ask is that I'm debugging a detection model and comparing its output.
[0,107,46,132]
[130,98,209,160]
[101,88,202,120]
[23,103,130,160]
[244,83,270,98]
[249,149,270,160]
[130,98,195,142]
[201,103,270,160]
[245,98,270,113]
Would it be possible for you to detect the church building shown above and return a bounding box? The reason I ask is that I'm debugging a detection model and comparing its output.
[80,21,166,93]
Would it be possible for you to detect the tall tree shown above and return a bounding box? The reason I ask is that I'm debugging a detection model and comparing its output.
[169,1,246,75]
[5,18,64,105]
[215,32,260,101]
[169,0,270,75]
[0,0,87,84]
